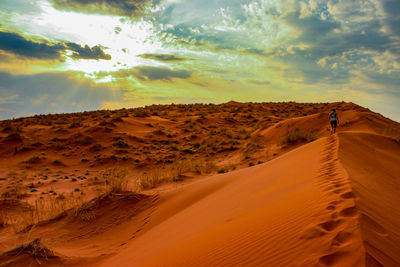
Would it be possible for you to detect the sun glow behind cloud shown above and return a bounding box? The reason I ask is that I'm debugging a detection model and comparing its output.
[32,1,167,75]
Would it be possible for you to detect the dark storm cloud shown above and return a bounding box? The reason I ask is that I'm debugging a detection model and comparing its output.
[282,12,391,58]
[0,31,64,59]
[283,11,340,42]
[136,67,191,81]
[0,71,120,119]
[264,8,398,85]
[116,66,192,81]
[66,43,111,60]
[138,53,189,62]
[0,31,111,60]
[49,0,160,17]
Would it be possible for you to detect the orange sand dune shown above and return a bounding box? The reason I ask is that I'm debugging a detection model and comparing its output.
[99,135,365,267]
[339,132,400,266]
[1,106,399,267]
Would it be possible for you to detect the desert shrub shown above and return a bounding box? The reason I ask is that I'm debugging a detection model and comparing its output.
[136,170,164,190]
[280,128,320,145]
[3,238,56,259]
[133,108,150,117]
[1,183,27,199]
[3,193,84,231]
[99,167,129,195]
[52,160,65,166]
[218,167,228,174]
[136,159,217,190]
[69,120,81,128]
[90,143,103,152]
[243,142,261,156]
[78,136,94,146]
[26,156,41,164]
[111,116,123,123]
[113,140,130,148]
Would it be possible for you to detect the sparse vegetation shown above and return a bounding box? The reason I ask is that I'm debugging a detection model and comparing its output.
[3,238,56,259]
[136,159,217,190]
[99,167,129,195]
[0,101,388,233]
[26,156,41,164]
[280,128,320,145]
[1,183,26,199]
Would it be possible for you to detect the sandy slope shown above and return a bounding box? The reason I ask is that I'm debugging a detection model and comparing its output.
[1,107,399,266]
[339,132,400,266]
[98,135,364,267]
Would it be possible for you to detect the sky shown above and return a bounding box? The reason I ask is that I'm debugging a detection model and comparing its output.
[0,0,399,121]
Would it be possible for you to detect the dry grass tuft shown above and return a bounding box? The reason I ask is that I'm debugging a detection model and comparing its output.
[3,238,56,259]
[136,159,217,190]
[1,183,26,199]
[8,194,84,232]
[98,167,129,196]
[280,128,320,145]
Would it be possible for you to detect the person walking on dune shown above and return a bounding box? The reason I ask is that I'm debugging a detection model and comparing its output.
[329,109,339,134]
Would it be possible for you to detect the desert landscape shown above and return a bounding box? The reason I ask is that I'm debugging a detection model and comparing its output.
[0,101,399,266]
[2,0,400,266]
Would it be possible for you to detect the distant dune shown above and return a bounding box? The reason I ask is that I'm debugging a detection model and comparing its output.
[0,102,399,266]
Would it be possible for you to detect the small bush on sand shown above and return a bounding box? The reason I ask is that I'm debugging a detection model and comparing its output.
[112,140,130,148]
[1,183,26,199]
[90,143,103,152]
[3,238,56,259]
[133,108,150,117]
[78,136,94,146]
[26,156,41,164]
[136,159,217,190]
[280,128,320,145]
[4,193,84,231]
[243,142,261,157]
[136,170,164,190]
[99,167,129,195]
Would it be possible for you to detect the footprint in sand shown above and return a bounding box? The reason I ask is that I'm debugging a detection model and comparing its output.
[331,230,353,246]
[333,188,344,194]
[318,219,343,231]
[329,200,343,205]
[326,205,335,210]
[299,225,327,240]
[319,251,349,266]
[340,191,355,199]
[339,206,358,218]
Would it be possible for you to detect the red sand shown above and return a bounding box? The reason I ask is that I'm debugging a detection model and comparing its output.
[98,135,365,266]
[0,104,399,266]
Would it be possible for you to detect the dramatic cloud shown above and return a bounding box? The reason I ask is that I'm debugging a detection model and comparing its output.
[0,71,121,119]
[116,67,192,81]
[0,31,111,60]
[135,67,191,81]
[66,43,111,60]
[0,31,64,59]
[138,53,189,62]
[49,0,160,17]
